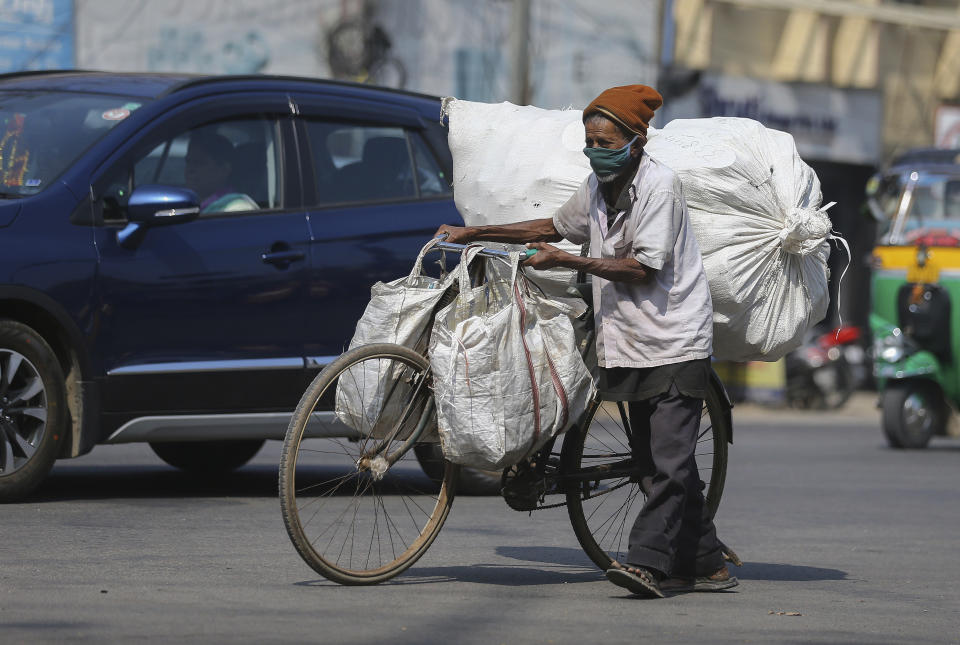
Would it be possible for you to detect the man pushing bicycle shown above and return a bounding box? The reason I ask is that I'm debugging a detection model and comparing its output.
[436,84,738,598]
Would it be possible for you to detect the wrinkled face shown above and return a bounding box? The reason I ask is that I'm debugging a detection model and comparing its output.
[185,144,231,199]
[584,117,633,151]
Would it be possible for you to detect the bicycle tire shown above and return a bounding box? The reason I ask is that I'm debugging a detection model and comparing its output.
[279,343,458,585]
[562,378,730,572]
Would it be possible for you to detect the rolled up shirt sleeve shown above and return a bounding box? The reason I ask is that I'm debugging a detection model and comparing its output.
[552,176,591,245]
[631,189,680,271]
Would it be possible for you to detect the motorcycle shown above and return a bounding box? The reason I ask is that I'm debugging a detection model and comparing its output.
[785,325,864,410]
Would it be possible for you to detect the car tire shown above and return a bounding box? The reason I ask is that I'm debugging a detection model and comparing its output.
[882,381,944,449]
[0,320,68,503]
[150,440,265,474]
[413,443,502,496]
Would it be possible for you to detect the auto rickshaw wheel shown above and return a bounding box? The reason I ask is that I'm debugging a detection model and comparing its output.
[881,381,945,449]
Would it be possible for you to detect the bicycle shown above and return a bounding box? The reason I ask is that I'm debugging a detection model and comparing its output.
[278,241,733,585]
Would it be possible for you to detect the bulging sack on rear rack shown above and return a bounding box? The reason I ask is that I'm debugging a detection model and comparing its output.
[428,247,595,471]
[645,117,832,361]
[443,96,833,362]
[335,238,454,439]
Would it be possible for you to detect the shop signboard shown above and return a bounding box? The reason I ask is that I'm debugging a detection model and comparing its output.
[664,72,883,165]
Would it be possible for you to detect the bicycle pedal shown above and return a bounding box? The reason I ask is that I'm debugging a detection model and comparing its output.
[501,485,543,512]
[501,464,546,512]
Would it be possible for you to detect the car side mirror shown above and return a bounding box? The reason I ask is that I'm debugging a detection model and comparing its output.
[117,185,201,249]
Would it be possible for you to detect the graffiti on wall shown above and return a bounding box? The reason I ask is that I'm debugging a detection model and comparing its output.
[146,26,270,75]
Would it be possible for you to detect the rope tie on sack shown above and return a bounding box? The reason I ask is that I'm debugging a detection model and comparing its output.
[779,202,835,256]
[778,201,852,329]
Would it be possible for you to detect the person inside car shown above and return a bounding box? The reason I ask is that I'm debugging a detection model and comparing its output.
[184,130,259,213]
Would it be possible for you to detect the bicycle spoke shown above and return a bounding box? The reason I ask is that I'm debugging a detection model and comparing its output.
[592,480,637,544]
[377,494,404,561]
[610,485,641,556]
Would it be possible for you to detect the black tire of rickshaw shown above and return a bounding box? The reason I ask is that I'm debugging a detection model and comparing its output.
[561,380,730,573]
[881,380,945,450]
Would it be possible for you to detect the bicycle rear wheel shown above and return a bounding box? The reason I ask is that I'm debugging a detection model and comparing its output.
[279,343,457,585]
[562,378,730,572]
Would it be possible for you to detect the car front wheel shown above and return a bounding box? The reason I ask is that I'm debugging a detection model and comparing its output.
[413,442,502,495]
[0,320,68,503]
[150,440,265,474]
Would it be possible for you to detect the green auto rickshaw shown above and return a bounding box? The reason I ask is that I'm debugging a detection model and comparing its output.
[868,149,960,448]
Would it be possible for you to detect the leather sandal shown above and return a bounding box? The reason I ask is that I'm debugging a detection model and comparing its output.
[605,566,666,599]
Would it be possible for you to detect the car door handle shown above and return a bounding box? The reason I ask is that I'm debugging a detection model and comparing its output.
[261,250,306,265]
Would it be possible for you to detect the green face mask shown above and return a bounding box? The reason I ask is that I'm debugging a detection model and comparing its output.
[583,135,638,177]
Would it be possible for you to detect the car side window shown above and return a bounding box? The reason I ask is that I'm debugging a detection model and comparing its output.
[305,121,449,206]
[410,133,452,197]
[101,116,280,221]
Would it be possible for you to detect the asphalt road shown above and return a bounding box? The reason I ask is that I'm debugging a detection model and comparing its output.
[2,396,958,644]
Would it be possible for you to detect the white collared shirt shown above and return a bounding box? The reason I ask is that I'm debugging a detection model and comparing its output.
[553,152,713,368]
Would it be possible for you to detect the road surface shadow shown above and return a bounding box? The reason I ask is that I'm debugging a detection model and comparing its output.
[890,443,960,452]
[29,464,437,502]
[295,560,847,588]
[497,546,847,583]
[296,562,604,587]
[733,561,847,581]
[292,546,846,587]
[496,545,598,567]
[497,546,847,582]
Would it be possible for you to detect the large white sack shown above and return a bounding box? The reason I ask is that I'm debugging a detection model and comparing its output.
[443,98,831,362]
[646,117,831,361]
[334,238,455,440]
[443,97,586,289]
[429,248,595,470]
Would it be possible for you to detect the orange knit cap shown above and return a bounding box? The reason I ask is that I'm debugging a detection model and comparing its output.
[583,84,664,139]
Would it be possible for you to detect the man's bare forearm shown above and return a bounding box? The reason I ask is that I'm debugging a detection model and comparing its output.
[556,253,652,284]
[442,218,563,244]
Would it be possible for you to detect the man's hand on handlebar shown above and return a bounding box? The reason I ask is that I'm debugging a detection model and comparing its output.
[523,242,568,270]
[434,224,473,245]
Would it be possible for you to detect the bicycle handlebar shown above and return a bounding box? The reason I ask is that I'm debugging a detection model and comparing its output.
[433,235,537,260]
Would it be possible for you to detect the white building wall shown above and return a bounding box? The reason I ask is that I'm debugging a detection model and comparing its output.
[378,0,659,110]
[75,0,660,112]
[75,0,358,77]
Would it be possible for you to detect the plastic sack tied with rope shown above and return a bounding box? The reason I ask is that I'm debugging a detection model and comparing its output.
[644,117,834,360]
[335,238,455,439]
[428,246,596,470]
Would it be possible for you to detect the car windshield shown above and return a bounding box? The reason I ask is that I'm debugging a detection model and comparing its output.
[0,91,148,197]
[872,169,960,243]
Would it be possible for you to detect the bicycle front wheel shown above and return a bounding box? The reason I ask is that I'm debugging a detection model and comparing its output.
[279,343,458,585]
[562,379,730,572]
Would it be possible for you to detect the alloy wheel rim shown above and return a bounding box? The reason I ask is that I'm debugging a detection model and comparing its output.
[0,349,48,476]
[902,392,933,438]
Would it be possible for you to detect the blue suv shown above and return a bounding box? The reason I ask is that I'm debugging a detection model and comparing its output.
[0,71,465,501]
